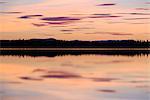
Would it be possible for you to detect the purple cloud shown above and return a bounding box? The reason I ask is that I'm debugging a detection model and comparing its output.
[97,89,116,93]
[42,74,81,79]
[20,76,43,81]
[61,29,74,32]
[110,33,133,36]
[41,71,82,79]
[45,21,69,25]
[96,3,116,6]
[41,17,81,21]
[19,14,43,19]
[40,17,82,25]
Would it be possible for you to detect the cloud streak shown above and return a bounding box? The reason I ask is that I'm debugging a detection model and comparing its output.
[118,13,150,15]
[0,1,7,4]
[61,30,74,32]
[97,89,116,93]
[124,18,150,20]
[85,32,133,36]
[19,14,43,19]
[0,11,22,14]
[20,76,43,81]
[41,71,82,79]
[32,23,46,27]
[41,17,81,21]
[89,14,121,19]
[45,21,70,25]
[145,2,150,4]
[96,3,116,6]
[91,77,119,82]
[136,8,150,10]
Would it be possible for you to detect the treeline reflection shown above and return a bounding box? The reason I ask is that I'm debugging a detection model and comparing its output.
[0,50,149,57]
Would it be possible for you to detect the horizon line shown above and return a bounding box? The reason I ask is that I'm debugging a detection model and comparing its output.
[0,38,149,41]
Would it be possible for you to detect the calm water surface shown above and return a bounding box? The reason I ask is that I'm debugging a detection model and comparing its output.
[0,54,150,100]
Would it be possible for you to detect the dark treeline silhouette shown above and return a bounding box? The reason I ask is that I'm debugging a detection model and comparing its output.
[0,38,149,48]
[0,50,149,57]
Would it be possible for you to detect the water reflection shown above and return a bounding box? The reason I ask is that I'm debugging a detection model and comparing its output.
[0,50,150,57]
[0,53,150,100]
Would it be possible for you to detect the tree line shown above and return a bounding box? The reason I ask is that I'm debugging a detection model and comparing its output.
[0,38,149,48]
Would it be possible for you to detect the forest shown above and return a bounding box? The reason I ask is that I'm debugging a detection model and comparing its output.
[0,38,149,48]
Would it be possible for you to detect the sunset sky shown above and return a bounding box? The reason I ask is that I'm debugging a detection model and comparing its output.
[0,0,150,40]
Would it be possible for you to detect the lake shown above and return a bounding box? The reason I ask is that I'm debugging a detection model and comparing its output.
[0,51,150,100]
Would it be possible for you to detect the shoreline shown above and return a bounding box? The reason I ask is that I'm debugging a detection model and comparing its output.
[0,48,150,51]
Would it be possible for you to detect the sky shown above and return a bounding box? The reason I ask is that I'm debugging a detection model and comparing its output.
[0,0,150,40]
